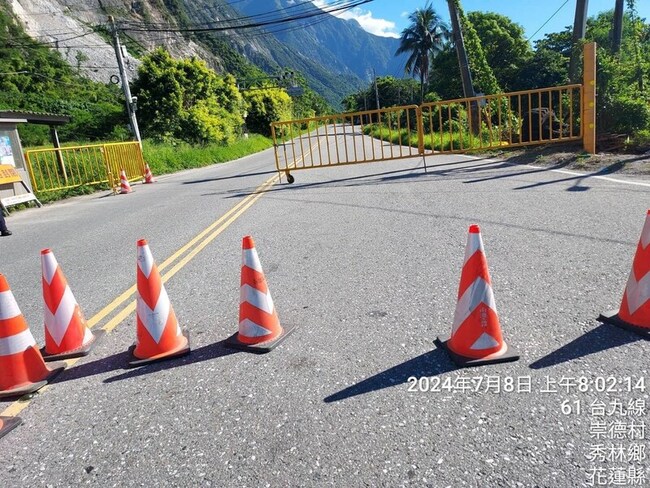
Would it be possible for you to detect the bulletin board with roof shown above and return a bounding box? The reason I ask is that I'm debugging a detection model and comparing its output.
[0,116,41,215]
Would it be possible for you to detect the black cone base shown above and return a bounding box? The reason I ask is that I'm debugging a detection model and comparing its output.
[0,416,22,440]
[127,330,191,367]
[0,363,66,399]
[41,330,106,361]
[224,323,297,354]
[435,336,519,368]
[598,310,650,340]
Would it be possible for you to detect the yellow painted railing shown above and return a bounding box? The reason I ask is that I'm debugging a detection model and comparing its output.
[419,84,583,155]
[271,84,590,183]
[271,105,421,181]
[271,43,596,183]
[25,142,146,194]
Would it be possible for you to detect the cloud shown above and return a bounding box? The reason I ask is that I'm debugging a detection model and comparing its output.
[312,1,400,38]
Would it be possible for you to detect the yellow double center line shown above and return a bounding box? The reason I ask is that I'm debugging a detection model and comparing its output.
[1,170,281,418]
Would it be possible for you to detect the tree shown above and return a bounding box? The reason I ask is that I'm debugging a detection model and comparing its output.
[395,2,450,102]
[243,88,292,137]
[466,12,532,91]
[132,48,246,144]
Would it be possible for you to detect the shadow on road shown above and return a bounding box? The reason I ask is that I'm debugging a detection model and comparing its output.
[103,340,239,384]
[529,323,639,369]
[463,161,572,185]
[465,159,640,192]
[323,348,455,403]
[52,340,239,385]
[206,157,503,198]
[183,169,277,185]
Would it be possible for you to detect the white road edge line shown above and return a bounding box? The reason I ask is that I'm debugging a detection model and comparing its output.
[456,154,650,188]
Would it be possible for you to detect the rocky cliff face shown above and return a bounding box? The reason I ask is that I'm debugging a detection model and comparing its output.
[7,0,404,106]
[9,0,225,83]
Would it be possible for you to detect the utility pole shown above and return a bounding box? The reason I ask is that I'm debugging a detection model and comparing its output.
[447,0,478,133]
[611,0,624,54]
[447,0,474,99]
[373,68,380,110]
[108,15,142,147]
[568,0,589,83]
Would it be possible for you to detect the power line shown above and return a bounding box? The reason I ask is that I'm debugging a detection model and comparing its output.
[119,0,373,33]
[527,0,570,42]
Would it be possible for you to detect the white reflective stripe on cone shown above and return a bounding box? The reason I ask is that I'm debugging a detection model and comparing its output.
[242,249,263,273]
[239,319,272,338]
[137,245,155,279]
[240,284,274,315]
[44,286,77,346]
[463,233,484,265]
[451,278,496,334]
[136,286,171,344]
[0,291,21,321]
[41,254,59,285]
[640,216,650,248]
[470,332,500,351]
[625,271,650,315]
[0,329,37,356]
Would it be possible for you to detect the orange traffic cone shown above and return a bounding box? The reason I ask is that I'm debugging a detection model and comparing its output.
[40,249,104,360]
[119,169,132,194]
[225,236,296,353]
[0,274,65,398]
[143,163,155,184]
[436,225,519,367]
[0,416,22,440]
[128,239,190,366]
[599,210,650,338]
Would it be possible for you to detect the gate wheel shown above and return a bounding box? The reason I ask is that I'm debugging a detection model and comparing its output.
[286,173,295,184]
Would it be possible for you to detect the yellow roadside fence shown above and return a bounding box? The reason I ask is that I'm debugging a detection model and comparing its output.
[25,141,146,194]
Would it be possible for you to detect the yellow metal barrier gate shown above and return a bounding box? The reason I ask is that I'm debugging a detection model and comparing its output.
[271,105,422,183]
[25,141,146,194]
[272,43,596,184]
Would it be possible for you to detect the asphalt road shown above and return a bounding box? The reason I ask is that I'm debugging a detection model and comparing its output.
[0,134,648,487]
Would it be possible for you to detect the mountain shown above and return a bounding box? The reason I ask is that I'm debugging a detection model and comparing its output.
[5,0,408,108]
[228,0,407,82]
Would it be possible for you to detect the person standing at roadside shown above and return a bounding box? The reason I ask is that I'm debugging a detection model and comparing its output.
[0,212,11,236]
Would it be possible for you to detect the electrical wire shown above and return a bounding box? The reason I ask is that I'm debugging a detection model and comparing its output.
[526,0,570,42]
[119,0,360,29]
[119,0,374,33]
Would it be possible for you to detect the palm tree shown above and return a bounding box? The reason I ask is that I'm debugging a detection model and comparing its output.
[396,2,450,103]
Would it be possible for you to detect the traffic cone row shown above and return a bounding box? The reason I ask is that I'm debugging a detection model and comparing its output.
[0,210,647,439]
[0,235,291,402]
[118,164,155,194]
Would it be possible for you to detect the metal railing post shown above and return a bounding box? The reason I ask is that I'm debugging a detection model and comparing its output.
[582,42,597,154]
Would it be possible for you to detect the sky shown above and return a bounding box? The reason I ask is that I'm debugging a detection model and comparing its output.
[317,0,650,43]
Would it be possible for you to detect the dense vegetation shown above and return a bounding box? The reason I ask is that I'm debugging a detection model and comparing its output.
[0,5,126,146]
[0,2,329,148]
[2,0,648,152]
[346,4,650,146]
